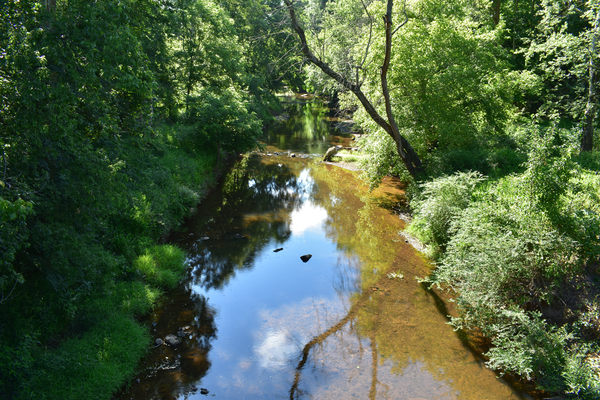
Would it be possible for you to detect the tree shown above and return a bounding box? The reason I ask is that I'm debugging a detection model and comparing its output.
[525,0,599,152]
[283,0,425,179]
[186,88,262,169]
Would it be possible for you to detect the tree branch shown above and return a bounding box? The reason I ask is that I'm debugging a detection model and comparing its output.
[391,0,409,36]
[283,0,424,178]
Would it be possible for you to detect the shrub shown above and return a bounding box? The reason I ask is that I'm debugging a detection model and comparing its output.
[407,171,485,258]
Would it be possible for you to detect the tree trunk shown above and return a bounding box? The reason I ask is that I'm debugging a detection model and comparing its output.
[581,9,599,153]
[491,0,502,26]
[283,0,425,179]
[217,141,221,170]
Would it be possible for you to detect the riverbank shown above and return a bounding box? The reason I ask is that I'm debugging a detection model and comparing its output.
[406,163,600,399]
[0,121,225,400]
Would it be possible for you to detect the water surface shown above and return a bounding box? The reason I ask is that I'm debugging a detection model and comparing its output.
[118,99,532,400]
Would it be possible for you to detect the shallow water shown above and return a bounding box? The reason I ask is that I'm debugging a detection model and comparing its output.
[117,99,533,400]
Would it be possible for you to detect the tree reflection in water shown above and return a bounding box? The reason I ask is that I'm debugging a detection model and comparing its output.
[120,148,528,400]
[285,164,524,400]
[186,155,314,291]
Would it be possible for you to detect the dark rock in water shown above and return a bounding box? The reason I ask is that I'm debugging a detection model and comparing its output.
[300,254,312,263]
[200,388,209,395]
[290,153,296,158]
[323,146,339,162]
[274,248,283,252]
[155,338,163,346]
[233,233,245,239]
[165,334,181,347]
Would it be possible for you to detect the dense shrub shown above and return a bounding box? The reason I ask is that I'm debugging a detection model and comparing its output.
[406,171,485,258]
[414,137,600,397]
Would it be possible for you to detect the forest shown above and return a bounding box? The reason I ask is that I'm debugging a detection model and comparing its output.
[0,0,598,399]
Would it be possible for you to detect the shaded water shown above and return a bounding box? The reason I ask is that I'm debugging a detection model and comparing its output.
[118,99,532,400]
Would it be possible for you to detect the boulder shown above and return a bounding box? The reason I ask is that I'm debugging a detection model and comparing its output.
[165,334,181,347]
[323,146,339,162]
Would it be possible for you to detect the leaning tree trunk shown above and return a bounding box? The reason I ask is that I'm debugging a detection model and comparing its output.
[283,0,425,179]
[581,9,599,153]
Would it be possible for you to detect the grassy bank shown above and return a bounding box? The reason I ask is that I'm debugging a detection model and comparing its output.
[0,123,217,400]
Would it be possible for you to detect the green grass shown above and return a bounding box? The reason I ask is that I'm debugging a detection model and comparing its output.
[134,244,187,290]
[22,314,150,400]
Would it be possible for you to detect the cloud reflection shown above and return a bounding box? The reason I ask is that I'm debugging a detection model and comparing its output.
[254,329,298,370]
[290,201,328,234]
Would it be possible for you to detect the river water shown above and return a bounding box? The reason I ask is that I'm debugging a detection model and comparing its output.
[117,97,533,400]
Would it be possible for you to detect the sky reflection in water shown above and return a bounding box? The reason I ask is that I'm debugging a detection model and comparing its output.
[117,100,531,400]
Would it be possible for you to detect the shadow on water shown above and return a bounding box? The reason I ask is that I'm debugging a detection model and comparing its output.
[117,99,539,400]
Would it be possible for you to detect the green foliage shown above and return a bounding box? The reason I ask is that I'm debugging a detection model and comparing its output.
[114,281,162,317]
[357,131,412,189]
[21,314,150,400]
[135,245,187,290]
[0,198,34,298]
[0,0,278,398]
[186,88,262,159]
[407,171,485,258]
[524,0,599,123]
[315,0,540,183]
[418,128,600,396]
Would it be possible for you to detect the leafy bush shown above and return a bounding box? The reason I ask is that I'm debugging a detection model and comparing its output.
[356,131,413,190]
[483,309,600,397]
[423,136,600,397]
[407,171,485,258]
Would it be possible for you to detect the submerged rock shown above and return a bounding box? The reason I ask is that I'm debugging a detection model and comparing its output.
[200,388,209,395]
[300,254,312,263]
[165,334,181,347]
[155,338,163,346]
[274,248,283,252]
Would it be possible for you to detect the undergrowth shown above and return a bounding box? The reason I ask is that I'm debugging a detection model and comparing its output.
[0,123,212,400]
[409,134,600,398]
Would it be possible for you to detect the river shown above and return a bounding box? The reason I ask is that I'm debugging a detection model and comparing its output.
[117,96,534,400]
